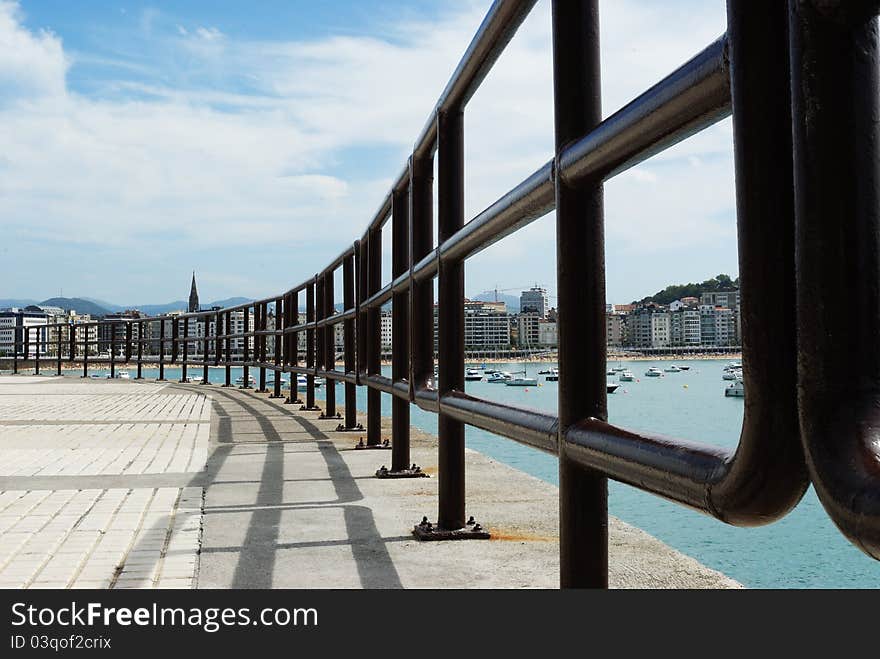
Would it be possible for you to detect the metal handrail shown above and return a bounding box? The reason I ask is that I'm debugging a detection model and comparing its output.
[5,0,879,585]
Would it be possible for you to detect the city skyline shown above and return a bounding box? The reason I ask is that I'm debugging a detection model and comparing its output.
[0,0,737,304]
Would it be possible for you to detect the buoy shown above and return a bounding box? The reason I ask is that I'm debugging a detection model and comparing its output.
[683,384,688,389]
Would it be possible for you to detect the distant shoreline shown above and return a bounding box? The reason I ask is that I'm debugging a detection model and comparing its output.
[2,351,743,374]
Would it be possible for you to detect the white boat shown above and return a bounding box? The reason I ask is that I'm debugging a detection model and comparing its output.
[606,369,615,376]
[678,365,690,371]
[722,369,741,381]
[542,367,559,380]
[487,371,513,383]
[644,367,662,377]
[235,375,256,386]
[117,371,130,379]
[664,364,682,373]
[619,370,634,382]
[296,375,325,389]
[465,368,483,381]
[506,370,538,387]
[266,376,289,387]
[607,383,620,393]
[725,379,745,397]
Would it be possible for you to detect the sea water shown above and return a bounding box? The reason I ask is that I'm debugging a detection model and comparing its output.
[97,360,880,588]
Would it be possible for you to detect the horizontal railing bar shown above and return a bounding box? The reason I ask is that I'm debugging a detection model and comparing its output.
[412,0,538,160]
[361,374,410,400]
[564,419,729,515]
[412,248,440,283]
[317,369,356,385]
[361,283,394,310]
[559,36,730,186]
[320,245,357,277]
[439,390,559,454]
[316,308,356,328]
[367,194,393,233]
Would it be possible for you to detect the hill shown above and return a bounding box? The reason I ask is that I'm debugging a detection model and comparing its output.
[39,297,111,316]
[0,298,38,309]
[634,274,740,305]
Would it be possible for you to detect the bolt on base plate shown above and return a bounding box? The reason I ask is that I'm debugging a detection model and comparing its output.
[284,398,303,405]
[335,423,364,432]
[375,464,428,479]
[412,516,490,541]
[319,412,342,420]
[355,438,391,450]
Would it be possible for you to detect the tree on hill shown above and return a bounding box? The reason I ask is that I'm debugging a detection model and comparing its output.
[633,274,740,306]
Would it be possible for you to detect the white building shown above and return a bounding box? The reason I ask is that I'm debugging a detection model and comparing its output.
[650,312,671,348]
[516,312,541,348]
[0,308,48,358]
[464,301,510,348]
[538,319,557,347]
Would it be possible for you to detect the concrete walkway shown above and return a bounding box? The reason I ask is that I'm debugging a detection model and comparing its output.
[0,375,740,589]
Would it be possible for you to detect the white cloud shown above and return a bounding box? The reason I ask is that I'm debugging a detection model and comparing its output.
[0,0,67,99]
[0,0,735,302]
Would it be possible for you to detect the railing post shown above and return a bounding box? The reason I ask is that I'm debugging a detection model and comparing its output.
[223,311,232,387]
[257,303,267,393]
[180,317,189,383]
[82,325,88,378]
[109,322,115,379]
[136,322,143,379]
[552,0,608,588]
[342,251,359,427]
[34,325,41,375]
[789,0,880,557]
[69,323,76,369]
[271,298,283,398]
[215,311,222,368]
[290,292,298,403]
[357,239,367,387]
[125,321,132,364]
[436,107,468,530]
[171,316,179,364]
[12,323,18,374]
[366,227,382,445]
[323,272,337,418]
[158,318,166,381]
[202,314,210,385]
[241,307,252,389]
[305,283,318,409]
[409,154,434,406]
[56,324,62,376]
[391,186,411,467]
[23,326,29,373]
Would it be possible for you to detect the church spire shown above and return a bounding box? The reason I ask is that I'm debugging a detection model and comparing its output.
[189,271,199,312]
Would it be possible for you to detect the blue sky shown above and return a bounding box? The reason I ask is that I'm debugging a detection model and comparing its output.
[0,0,737,307]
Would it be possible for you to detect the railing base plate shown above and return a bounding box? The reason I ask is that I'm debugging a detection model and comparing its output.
[412,517,489,541]
[335,423,364,432]
[300,405,321,411]
[319,412,342,420]
[375,465,428,479]
[355,439,391,450]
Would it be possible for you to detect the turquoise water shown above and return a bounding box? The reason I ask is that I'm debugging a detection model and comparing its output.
[84,361,880,588]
